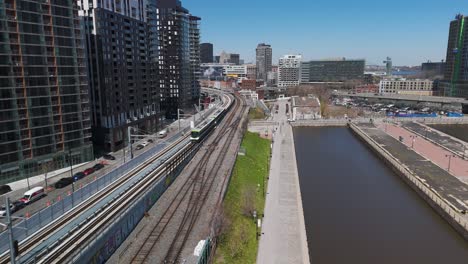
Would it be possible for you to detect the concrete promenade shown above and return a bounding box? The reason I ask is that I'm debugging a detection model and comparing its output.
[257,100,310,264]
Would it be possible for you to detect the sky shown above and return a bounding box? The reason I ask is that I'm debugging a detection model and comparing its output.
[184,0,468,66]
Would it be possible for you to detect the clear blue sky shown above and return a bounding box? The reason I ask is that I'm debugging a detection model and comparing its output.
[184,0,468,66]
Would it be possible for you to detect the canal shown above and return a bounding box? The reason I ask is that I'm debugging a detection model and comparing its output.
[293,127,468,264]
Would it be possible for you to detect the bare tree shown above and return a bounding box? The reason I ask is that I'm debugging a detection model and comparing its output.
[212,206,231,239]
[41,161,54,191]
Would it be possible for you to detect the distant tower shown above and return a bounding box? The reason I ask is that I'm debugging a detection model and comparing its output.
[383,57,392,76]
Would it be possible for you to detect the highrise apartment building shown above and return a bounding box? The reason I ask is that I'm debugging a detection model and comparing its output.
[256,43,272,82]
[278,55,302,87]
[78,0,160,152]
[300,58,365,83]
[157,0,200,119]
[0,0,93,184]
[441,14,468,98]
[200,43,213,63]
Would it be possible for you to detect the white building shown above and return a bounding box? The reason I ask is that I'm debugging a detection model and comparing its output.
[278,55,302,87]
[223,65,247,82]
[379,78,433,96]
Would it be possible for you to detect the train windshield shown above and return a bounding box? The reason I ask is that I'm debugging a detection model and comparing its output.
[191,130,199,139]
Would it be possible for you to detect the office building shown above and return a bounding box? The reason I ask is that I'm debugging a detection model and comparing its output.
[256,43,272,81]
[156,0,201,119]
[189,16,201,102]
[421,61,445,76]
[79,0,160,152]
[441,14,468,98]
[214,55,220,63]
[246,64,257,80]
[300,58,365,83]
[278,55,302,87]
[0,0,93,184]
[229,53,240,65]
[200,43,213,63]
[223,65,247,82]
[379,78,433,96]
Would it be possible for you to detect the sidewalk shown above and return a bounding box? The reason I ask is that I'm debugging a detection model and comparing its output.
[257,100,310,264]
[380,123,468,181]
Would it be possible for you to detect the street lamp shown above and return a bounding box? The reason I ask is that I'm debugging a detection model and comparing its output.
[68,149,75,206]
[462,144,466,160]
[445,154,456,172]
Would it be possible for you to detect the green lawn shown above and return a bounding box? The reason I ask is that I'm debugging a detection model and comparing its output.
[248,108,266,120]
[214,132,271,264]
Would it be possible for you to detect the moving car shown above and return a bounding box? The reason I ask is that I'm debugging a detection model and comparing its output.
[0,185,12,195]
[0,201,25,216]
[83,167,95,176]
[19,187,46,205]
[54,177,74,189]
[135,144,144,150]
[158,130,167,138]
[93,163,105,171]
[103,154,116,160]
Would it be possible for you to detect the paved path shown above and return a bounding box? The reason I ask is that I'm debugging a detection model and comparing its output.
[381,123,468,180]
[257,100,310,264]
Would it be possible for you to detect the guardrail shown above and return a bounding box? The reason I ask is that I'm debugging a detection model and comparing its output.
[349,123,468,238]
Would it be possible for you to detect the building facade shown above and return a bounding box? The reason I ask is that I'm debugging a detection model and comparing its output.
[246,64,256,80]
[79,0,160,152]
[441,14,468,98]
[0,0,93,184]
[156,0,200,119]
[300,58,365,83]
[379,78,433,96]
[200,42,213,63]
[223,65,247,82]
[278,55,302,87]
[256,43,272,82]
[421,61,445,76]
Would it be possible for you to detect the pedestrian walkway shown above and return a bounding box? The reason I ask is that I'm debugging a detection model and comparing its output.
[257,99,310,264]
[380,123,468,180]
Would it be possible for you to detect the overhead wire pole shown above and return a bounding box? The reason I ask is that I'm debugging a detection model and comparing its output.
[128,126,134,159]
[3,197,16,264]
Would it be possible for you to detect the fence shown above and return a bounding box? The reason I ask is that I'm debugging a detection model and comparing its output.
[349,123,468,239]
[0,106,221,256]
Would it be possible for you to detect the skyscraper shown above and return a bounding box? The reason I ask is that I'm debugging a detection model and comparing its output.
[441,14,468,98]
[278,55,302,87]
[0,0,93,184]
[79,0,160,152]
[200,43,213,63]
[157,0,201,119]
[256,43,272,82]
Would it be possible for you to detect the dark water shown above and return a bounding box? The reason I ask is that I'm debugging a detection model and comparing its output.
[429,124,468,143]
[293,127,468,264]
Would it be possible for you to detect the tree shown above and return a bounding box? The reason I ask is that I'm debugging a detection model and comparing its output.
[241,185,256,217]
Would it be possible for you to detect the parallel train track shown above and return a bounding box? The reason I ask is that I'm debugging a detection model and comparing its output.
[0,93,233,264]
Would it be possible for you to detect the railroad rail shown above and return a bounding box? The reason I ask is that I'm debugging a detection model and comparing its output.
[0,93,233,264]
[131,95,245,263]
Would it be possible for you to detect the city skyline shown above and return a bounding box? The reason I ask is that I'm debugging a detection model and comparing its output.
[185,0,468,66]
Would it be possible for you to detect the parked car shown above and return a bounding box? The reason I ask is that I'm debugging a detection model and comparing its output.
[54,177,74,189]
[83,168,95,176]
[103,154,116,160]
[0,185,12,195]
[93,163,105,171]
[158,130,167,138]
[73,172,86,181]
[135,144,144,150]
[19,187,46,205]
[147,139,154,143]
[0,201,25,216]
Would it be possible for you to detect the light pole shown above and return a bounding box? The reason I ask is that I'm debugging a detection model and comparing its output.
[445,154,456,172]
[128,126,134,159]
[2,197,17,264]
[462,144,466,160]
[69,149,75,206]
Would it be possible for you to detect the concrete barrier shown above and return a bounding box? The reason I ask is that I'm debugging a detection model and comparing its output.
[349,123,468,241]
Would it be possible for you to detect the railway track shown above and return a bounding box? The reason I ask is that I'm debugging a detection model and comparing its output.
[131,95,246,263]
[0,94,232,264]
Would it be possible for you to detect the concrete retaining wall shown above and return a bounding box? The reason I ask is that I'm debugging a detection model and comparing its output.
[349,123,468,241]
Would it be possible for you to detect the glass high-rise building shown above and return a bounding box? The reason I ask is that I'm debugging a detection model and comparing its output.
[256,43,272,82]
[441,14,468,98]
[0,0,93,184]
[200,43,213,64]
[300,59,365,83]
